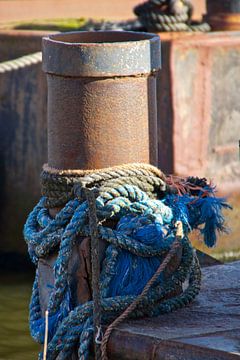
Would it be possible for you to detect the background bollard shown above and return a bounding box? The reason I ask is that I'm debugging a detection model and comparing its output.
[42,31,161,170]
[205,0,240,31]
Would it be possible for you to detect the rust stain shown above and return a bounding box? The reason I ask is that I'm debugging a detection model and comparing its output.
[43,31,161,170]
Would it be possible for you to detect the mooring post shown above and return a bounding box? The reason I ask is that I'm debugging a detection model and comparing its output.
[40,30,161,359]
[42,31,161,170]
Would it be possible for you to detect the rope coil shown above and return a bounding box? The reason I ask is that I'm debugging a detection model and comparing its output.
[134,0,210,32]
[24,163,230,359]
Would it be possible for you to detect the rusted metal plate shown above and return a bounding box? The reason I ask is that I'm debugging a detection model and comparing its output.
[157,31,240,189]
[107,261,240,359]
[177,329,240,355]
[38,239,91,311]
[42,31,161,78]
[196,250,222,267]
[115,311,240,342]
[38,237,109,310]
[108,331,240,360]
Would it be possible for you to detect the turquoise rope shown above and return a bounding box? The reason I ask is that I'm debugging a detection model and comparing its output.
[25,183,203,359]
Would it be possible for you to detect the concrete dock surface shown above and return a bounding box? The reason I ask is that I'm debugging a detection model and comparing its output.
[108,261,240,359]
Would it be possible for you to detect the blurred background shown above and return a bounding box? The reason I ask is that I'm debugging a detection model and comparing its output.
[0,0,239,359]
[0,0,205,23]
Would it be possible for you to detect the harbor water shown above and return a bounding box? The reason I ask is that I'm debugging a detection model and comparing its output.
[0,273,39,360]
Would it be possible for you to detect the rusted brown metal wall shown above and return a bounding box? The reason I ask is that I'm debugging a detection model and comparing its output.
[0,30,50,62]
[0,62,47,253]
[46,75,158,169]
[157,31,240,189]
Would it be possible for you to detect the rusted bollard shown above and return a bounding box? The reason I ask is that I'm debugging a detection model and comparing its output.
[205,0,240,31]
[42,31,161,169]
[38,31,161,332]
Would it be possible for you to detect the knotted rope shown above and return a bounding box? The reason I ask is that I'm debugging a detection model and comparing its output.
[24,163,230,359]
[80,0,210,33]
[134,0,210,32]
[41,163,167,208]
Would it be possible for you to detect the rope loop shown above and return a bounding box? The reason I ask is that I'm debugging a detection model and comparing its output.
[24,163,230,359]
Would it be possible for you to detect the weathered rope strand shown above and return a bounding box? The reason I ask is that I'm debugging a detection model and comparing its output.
[101,220,183,360]
[134,0,210,32]
[41,163,166,208]
[24,162,229,359]
[0,52,42,73]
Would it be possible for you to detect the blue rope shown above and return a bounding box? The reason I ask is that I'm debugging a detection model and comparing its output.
[24,182,229,359]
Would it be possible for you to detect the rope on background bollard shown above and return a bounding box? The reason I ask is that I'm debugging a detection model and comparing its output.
[24,163,230,359]
[79,0,210,33]
[134,0,210,32]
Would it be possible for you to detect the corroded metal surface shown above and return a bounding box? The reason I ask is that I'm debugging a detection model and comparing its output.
[42,31,161,77]
[205,0,240,30]
[38,239,182,313]
[43,31,160,169]
[47,74,158,169]
[107,261,240,359]
[157,31,240,190]
[206,0,240,14]
[196,250,222,267]
[205,13,240,31]
[0,30,49,62]
[38,238,94,310]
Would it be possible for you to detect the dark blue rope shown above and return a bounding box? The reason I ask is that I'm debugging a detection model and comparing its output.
[24,182,229,359]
